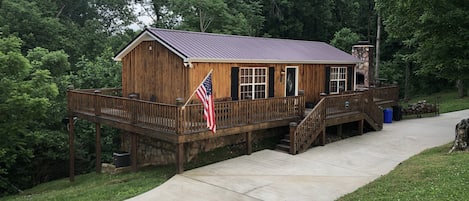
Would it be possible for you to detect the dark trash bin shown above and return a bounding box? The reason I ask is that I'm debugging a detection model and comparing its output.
[384,108,393,123]
[113,152,130,168]
[392,105,402,121]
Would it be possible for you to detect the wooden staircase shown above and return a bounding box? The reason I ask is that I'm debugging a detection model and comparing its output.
[276,135,291,153]
[276,92,385,154]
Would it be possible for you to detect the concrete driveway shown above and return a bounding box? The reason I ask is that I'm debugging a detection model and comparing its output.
[127,109,469,201]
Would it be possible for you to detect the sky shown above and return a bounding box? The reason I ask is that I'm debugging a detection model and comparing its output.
[128,2,154,30]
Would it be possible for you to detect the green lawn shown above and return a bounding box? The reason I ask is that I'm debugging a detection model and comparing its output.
[338,143,469,201]
[0,166,175,201]
[0,135,279,201]
[403,89,469,113]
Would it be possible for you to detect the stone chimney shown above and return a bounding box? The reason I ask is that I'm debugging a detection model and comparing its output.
[352,41,374,89]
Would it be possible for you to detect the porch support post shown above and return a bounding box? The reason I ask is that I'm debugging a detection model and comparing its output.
[337,124,343,136]
[176,143,184,174]
[68,115,75,182]
[320,124,326,146]
[246,132,252,155]
[358,119,364,135]
[131,133,138,172]
[289,122,298,154]
[175,98,185,174]
[95,123,101,173]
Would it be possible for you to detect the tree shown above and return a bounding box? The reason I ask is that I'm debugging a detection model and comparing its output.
[72,48,122,89]
[330,28,360,53]
[376,0,469,98]
[147,0,265,36]
[0,36,59,194]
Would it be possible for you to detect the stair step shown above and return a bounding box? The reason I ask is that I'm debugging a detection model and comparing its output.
[275,144,290,153]
[280,139,290,145]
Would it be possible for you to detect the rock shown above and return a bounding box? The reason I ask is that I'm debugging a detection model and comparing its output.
[449,118,469,153]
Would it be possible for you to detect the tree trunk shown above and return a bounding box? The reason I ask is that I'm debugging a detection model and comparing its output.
[404,62,411,101]
[456,79,466,98]
[375,15,381,82]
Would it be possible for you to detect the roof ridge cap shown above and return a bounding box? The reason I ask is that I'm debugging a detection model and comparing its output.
[147,27,325,43]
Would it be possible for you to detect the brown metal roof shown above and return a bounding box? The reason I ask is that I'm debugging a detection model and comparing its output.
[114,28,361,64]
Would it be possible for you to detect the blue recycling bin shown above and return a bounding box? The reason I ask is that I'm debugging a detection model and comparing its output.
[384,108,393,123]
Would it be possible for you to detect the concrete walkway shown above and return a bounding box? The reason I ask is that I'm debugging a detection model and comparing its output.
[128,109,469,201]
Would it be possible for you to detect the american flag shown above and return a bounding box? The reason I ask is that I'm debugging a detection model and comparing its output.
[196,73,216,133]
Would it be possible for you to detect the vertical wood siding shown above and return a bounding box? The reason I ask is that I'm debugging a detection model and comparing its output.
[121,40,355,105]
[122,41,188,104]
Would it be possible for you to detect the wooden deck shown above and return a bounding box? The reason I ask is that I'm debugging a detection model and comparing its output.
[67,86,398,180]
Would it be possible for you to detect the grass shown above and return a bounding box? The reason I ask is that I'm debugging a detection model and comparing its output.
[338,143,469,201]
[0,135,280,201]
[402,89,469,113]
[0,165,175,201]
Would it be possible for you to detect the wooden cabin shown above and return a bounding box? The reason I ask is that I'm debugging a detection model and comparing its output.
[67,28,399,180]
[114,28,360,105]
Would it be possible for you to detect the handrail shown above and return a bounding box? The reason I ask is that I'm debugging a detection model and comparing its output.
[181,96,305,133]
[290,90,388,154]
[370,85,399,103]
[363,92,383,129]
[68,89,305,136]
[290,98,325,154]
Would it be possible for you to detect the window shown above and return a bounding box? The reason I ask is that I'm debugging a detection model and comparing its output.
[329,67,347,94]
[240,67,267,99]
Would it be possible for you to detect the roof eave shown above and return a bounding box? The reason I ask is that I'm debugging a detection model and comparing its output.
[186,58,362,65]
[113,29,188,62]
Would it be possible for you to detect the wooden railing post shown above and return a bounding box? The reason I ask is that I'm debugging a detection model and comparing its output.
[129,93,138,124]
[289,122,298,155]
[175,98,184,135]
[298,90,305,118]
[94,90,102,116]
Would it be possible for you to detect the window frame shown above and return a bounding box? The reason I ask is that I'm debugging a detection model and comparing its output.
[329,67,348,94]
[239,67,268,100]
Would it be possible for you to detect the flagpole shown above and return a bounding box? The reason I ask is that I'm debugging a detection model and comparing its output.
[181,69,213,109]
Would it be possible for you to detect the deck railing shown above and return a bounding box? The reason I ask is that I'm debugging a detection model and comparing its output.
[181,96,304,133]
[68,89,305,135]
[324,93,364,116]
[369,85,399,104]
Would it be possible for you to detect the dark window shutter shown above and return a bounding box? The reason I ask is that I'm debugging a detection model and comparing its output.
[268,67,275,98]
[231,67,239,100]
[347,66,353,91]
[325,66,330,94]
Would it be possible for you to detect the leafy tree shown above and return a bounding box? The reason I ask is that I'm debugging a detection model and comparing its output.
[143,0,265,36]
[0,36,59,194]
[0,0,64,52]
[376,0,469,98]
[72,48,122,89]
[330,27,360,53]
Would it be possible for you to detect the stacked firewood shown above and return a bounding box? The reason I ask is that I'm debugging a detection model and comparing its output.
[402,100,438,116]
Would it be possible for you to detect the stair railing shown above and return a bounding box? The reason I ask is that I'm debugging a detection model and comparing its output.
[290,98,326,154]
[363,91,384,130]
